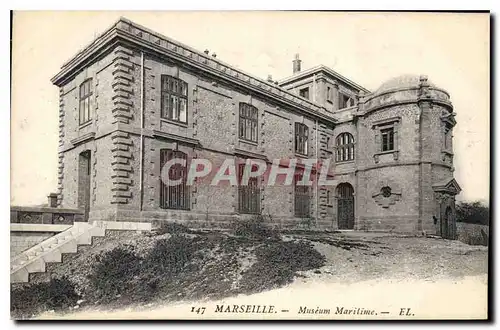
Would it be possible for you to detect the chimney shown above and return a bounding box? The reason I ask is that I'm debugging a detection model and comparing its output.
[293,53,301,74]
[204,49,209,55]
[212,53,217,58]
[267,74,273,83]
[48,193,58,208]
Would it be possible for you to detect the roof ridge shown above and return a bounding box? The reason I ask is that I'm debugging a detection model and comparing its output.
[278,64,370,93]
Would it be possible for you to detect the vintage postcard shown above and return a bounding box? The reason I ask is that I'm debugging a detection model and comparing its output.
[10,11,490,320]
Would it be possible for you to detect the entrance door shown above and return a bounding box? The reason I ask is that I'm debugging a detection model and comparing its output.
[337,183,354,229]
[442,206,454,239]
[78,150,91,221]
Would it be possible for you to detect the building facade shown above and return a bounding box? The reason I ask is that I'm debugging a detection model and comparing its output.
[51,18,461,236]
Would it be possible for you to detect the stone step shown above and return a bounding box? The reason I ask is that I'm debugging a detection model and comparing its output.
[58,239,78,254]
[42,248,62,263]
[11,267,29,283]
[25,257,45,273]
[10,221,152,283]
[88,226,106,237]
[76,231,92,245]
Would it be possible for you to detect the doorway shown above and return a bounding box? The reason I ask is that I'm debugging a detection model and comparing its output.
[78,150,91,221]
[442,206,455,239]
[337,183,354,229]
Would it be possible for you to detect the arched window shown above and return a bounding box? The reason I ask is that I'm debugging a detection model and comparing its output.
[79,79,93,125]
[336,133,355,162]
[161,75,188,123]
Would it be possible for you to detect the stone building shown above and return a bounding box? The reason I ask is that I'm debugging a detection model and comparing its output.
[51,18,461,237]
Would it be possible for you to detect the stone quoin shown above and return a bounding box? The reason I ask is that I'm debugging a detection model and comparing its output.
[50,17,460,236]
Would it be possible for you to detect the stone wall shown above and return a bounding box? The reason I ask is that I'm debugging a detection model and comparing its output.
[10,223,73,258]
[355,102,421,232]
[53,18,458,235]
[11,232,54,258]
[56,44,338,229]
[10,206,84,224]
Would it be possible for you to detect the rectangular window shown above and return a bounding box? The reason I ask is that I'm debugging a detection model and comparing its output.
[326,86,332,102]
[294,170,311,218]
[239,103,258,143]
[159,149,190,210]
[444,126,451,150]
[238,162,260,214]
[295,123,309,156]
[381,127,395,152]
[299,87,310,100]
[339,93,354,109]
[79,79,93,125]
[161,75,188,123]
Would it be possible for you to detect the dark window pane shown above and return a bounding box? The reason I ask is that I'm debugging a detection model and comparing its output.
[295,123,308,155]
[179,98,187,122]
[239,103,258,142]
[335,133,355,161]
[160,149,190,210]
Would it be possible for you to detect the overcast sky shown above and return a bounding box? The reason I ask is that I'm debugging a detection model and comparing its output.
[11,11,489,205]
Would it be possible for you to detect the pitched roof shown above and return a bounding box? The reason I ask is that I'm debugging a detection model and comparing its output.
[277,65,371,93]
[432,178,462,195]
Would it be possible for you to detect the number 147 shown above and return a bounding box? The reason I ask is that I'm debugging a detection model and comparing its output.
[191,307,206,315]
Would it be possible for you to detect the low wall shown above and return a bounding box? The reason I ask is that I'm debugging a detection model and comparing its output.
[10,224,72,258]
[10,206,84,225]
[456,222,489,246]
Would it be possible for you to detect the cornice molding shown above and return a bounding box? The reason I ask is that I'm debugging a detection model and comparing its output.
[70,132,96,146]
[234,148,269,161]
[152,130,201,147]
[51,18,338,124]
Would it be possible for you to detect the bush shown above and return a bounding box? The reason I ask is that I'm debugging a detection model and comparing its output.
[11,276,80,319]
[153,222,191,235]
[233,215,280,240]
[456,201,490,226]
[86,236,206,303]
[87,245,143,302]
[457,225,489,246]
[239,240,325,293]
[260,240,326,271]
[145,235,202,275]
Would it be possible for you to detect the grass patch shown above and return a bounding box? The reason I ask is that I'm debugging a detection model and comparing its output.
[86,245,143,303]
[232,216,280,240]
[239,240,325,293]
[153,222,192,235]
[11,276,80,319]
[12,230,327,318]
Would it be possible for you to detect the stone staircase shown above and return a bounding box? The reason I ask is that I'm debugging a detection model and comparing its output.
[10,221,151,284]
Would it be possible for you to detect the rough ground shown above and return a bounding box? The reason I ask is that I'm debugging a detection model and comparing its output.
[290,231,488,283]
[13,229,488,319]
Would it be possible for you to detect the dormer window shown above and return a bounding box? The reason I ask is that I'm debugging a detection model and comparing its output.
[299,87,310,100]
[339,93,354,109]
